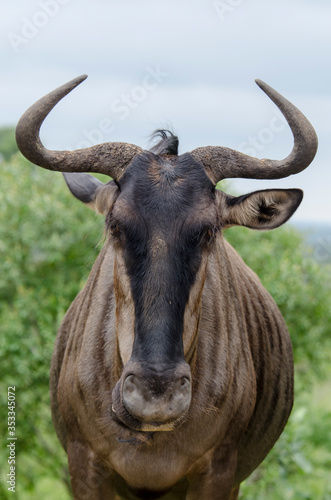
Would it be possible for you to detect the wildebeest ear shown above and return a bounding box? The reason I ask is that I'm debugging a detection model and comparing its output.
[222,189,303,230]
[63,173,119,214]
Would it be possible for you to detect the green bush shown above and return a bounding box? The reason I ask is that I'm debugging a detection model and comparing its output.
[0,159,330,498]
[0,127,18,162]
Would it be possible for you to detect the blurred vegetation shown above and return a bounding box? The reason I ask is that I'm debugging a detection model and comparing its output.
[0,127,18,162]
[0,137,330,499]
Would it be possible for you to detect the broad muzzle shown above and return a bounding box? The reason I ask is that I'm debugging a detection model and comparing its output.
[112,361,191,431]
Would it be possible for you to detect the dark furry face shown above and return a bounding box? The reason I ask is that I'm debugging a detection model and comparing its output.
[107,152,219,365]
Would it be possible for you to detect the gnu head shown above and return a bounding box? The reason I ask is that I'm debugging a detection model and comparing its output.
[16,75,317,430]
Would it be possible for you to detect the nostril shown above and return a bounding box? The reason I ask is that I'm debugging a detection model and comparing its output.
[122,374,149,420]
[175,377,191,393]
[122,375,145,406]
[122,374,137,395]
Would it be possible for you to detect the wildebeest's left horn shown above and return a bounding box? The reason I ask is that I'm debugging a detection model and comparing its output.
[190,80,318,184]
[15,75,143,180]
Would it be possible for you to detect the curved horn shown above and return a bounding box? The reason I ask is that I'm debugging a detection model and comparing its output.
[15,75,143,180]
[190,80,318,184]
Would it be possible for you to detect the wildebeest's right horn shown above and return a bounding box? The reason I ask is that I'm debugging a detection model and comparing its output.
[190,80,318,184]
[15,75,143,180]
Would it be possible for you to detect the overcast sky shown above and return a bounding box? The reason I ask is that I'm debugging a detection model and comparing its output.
[1,0,331,223]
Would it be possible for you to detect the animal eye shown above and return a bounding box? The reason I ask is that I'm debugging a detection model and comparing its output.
[109,221,123,238]
[200,227,215,245]
[204,228,215,244]
[191,227,215,247]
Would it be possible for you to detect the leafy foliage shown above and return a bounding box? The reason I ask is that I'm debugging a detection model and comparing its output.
[0,158,330,498]
[0,127,18,162]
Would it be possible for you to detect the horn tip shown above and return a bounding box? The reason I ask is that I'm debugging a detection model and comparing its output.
[65,74,88,93]
[75,74,88,85]
[255,79,276,99]
[255,78,267,90]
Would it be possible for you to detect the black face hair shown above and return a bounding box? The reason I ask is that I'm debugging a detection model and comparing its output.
[107,150,218,366]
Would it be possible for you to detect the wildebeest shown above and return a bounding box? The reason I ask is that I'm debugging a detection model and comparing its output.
[16,75,317,499]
